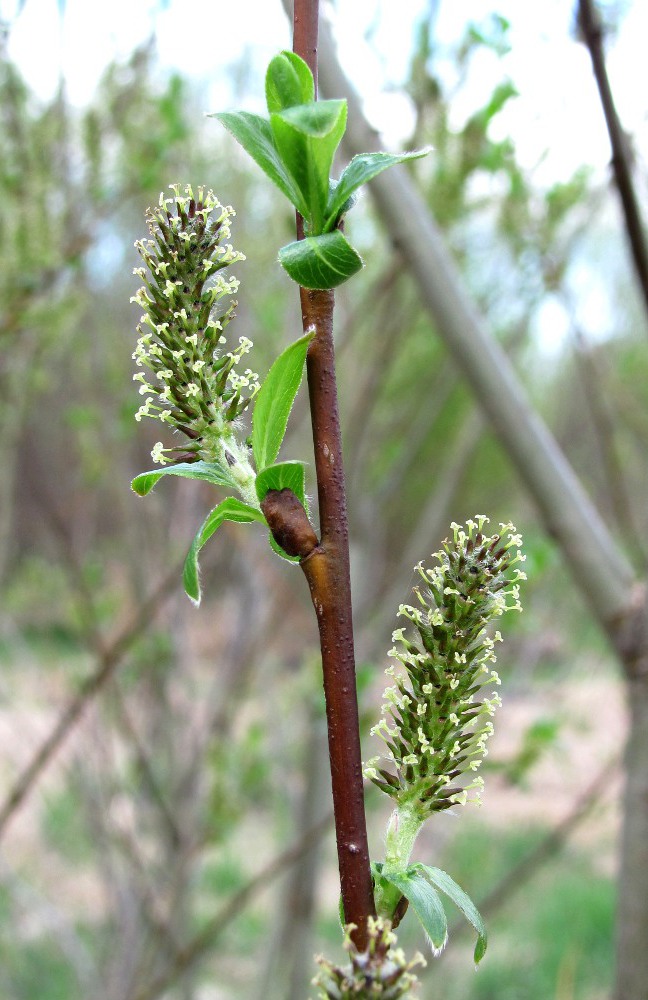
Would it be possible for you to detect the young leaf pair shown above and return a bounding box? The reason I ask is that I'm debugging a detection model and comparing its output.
[213,50,429,289]
[372,862,487,965]
[132,330,314,604]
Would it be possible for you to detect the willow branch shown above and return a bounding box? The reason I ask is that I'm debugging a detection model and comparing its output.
[264,0,375,950]
[577,0,648,327]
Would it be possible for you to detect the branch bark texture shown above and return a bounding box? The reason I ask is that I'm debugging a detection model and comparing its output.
[578,0,648,327]
[615,672,648,1000]
[288,0,375,950]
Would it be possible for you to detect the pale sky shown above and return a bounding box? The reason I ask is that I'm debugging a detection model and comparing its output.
[3,0,647,185]
[3,0,646,353]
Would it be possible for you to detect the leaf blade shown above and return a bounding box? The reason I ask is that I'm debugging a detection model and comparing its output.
[183,498,265,605]
[255,460,307,508]
[265,50,314,113]
[278,231,363,289]
[252,331,313,470]
[324,148,431,231]
[415,865,487,964]
[380,870,448,955]
[131,461,237,497]
[270,100,347,232]
[213,110,308,216]
[255,460,308,563]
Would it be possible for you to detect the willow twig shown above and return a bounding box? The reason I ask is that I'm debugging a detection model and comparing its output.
[283,0,375,949]
[577,0,648,327]
[0,566,179,839]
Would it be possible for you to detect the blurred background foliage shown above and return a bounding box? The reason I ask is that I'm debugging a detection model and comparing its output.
[0,2,645,998]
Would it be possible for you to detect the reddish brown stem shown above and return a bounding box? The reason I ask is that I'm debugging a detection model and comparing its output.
[300,289,375,948]
[290,0,375,949]
[293,0,319,92]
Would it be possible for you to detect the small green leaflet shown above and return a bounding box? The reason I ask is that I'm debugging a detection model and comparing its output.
[414,864,488,964]
[214,52,432,290]
[131,460,237,496]
[373,860,487,965]
[213,111,308,218]
[255,460,307,508]
[326,178,358,225]
[183,498,266,605]
[371,861,405,922]
[252,331,313,470]
[278,231,363,289]
[265,50,314,114]
[270,100,347,234]
[255,460,308,563]
[324,148,431,232]
[378,868,448,955]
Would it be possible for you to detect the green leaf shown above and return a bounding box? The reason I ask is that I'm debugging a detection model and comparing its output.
[183,498,265,605]
[252,331,313,470]
[414,865,487,964]
[327,178,358,223]
[213,111,308,217]
[270,100,347,232]
[380,869,448,955]
[324,148,431,231]
[268,534,300,563]
[131,460,237,497]
[255,461,309,563]
[372,862,405,922]
[278,231,363,289]
[255,460,307,508]
[266,51,314,114]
